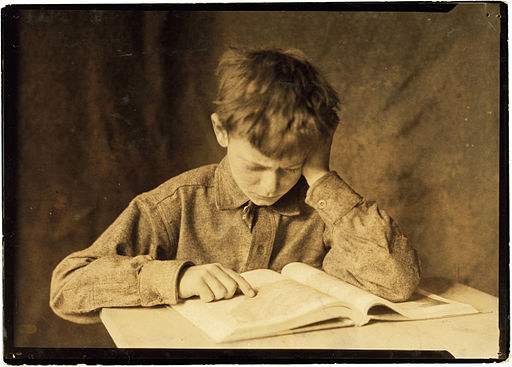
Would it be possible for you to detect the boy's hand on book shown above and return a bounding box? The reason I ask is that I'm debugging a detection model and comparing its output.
[302,134,333,186]
[178,263,256,302]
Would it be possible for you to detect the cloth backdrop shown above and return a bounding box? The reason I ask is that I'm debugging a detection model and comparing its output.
[5,4,501,347]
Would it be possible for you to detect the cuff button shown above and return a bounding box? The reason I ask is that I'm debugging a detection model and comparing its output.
[318,199,327,209]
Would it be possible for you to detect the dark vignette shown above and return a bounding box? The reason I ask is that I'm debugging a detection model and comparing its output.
[2,2,507,364]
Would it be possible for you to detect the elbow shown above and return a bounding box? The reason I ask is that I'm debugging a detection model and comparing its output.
[385,270,420,302]
[379,259,421,302]
[49,289,101,324]
[379,242,422,302]
[50,269,101,324]
[353,249,422,302]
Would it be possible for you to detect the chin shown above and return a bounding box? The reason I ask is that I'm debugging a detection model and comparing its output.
[250,194,282,206]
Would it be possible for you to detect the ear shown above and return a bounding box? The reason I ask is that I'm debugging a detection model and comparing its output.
[211,113,229,148]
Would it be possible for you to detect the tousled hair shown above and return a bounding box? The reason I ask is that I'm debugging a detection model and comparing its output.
[214,47,340,159]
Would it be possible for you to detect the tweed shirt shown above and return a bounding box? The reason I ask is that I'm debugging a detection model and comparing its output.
[50,157,421,324]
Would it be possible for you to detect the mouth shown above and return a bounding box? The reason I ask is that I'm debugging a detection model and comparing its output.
[252,193,281,201]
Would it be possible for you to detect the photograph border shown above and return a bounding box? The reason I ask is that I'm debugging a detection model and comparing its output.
[2,2,508,363]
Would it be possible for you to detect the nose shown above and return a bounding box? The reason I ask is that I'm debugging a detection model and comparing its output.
[261,171,279,196]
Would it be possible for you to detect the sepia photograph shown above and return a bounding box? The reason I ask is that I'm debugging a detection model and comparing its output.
[2,3,507,363]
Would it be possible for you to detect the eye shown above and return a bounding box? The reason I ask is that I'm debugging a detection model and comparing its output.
[284,167,301,173]
[247,165,265,172]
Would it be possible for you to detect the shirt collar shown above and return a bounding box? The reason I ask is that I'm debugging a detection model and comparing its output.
[214,156,303,216]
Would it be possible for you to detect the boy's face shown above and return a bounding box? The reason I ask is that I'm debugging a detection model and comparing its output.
[226,137,305,206]
[212,112,304,206]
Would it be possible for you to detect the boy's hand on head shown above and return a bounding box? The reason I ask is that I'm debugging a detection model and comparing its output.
[302,134,333,186]
[178,263,256,302]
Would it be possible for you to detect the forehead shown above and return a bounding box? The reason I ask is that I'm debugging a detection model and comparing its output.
[229,137,305,167]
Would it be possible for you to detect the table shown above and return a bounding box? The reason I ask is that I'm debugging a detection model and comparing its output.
[100,278,501,359]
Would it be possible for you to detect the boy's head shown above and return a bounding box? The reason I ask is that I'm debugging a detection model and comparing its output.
[211,47,340,206]
[212,47,340,160]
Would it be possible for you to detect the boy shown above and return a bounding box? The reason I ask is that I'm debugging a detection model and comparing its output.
[50,48,420,324]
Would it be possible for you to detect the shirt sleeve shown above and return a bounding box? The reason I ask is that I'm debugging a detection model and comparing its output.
[49,194,192,324]
[305,171,421,302]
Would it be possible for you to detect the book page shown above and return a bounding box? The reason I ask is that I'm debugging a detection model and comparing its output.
[369,288,479,320]
[282,263,479,321]
[170,268,353,342]
[281,263,378,315]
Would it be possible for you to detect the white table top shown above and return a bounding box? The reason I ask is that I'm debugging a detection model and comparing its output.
[100,278,501,359]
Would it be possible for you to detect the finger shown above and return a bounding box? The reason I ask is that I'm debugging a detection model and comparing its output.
[203,272,229,300]
[223,268,256,297]
[208,266,239,299]
[196,281,215,303]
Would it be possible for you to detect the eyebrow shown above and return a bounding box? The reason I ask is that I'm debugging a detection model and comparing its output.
[240,156,303,169]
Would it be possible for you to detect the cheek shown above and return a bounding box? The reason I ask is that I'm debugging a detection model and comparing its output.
[244,173,261,187]
[280,171,302,190]
[233,168,260,188]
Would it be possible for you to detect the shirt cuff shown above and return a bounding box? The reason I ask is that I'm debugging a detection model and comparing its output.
[138,259,194,306]
[305,171,362,225]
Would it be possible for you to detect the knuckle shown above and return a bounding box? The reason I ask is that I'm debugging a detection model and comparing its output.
[199,274,208,282]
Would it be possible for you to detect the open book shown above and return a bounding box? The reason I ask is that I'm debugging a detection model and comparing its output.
[170,262,479,343]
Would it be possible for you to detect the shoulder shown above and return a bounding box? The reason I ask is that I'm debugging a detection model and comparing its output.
[136,163,218,207]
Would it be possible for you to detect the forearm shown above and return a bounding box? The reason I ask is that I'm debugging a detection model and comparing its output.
[322,214,421,301]
[49,194,187,323]
[306,171,421,301]
[50,250,191,323]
